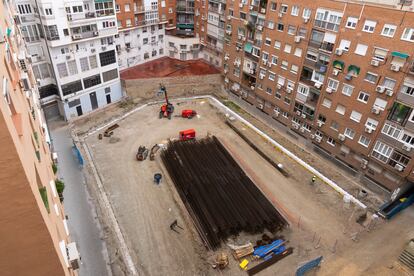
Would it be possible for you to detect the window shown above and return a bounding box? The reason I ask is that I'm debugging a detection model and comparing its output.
[266,87,272,94]
[291,64,299,74]
[327,137,336,147]
[322,98,332,108]
[344,128,355,139]
[327,79,339,91]
[80,57,89,72]
[143,38,148,45]
[288,25,296,35]
[388,102,412,124]
[95,1,115,17]
[302,8,311,19]
[372,141,393,163]
[265,37,271,46]
[401,28,414,42]
[83,74,101,89]
[57,63,68,78]
[373,98,387,111]
[342,84,354,96]
[350,110,362,122]
[358,91,369,103]
[99,50,116,66]
[67,60,78,75]
[339,39,351,51]
[89,55,97,69]
[271,55,278,65]
[61,80,83,96]
[297,84,309,96]
[275,91,281,99]
[284,44,292,53]
[359,136,370,147]
[262,52,269,61]
[45,25,59,41]
[373,47,388,62]
[298,27,307,38]
[274,40,281,49]
[267,21,275,29]
[45,8,53,15]
[335,104,345,115]
[382,24,396,37]
[124,4,130,12]
[355,44,368,56]
[102,69,118,82]
[291,6,299,16]
[281,61,288,70]
[363,20,376,33]
[401,84,414,96]
[364,72,378,83]
[382,123,402,139]
[346,17,358,29]
[365,118,378,130]
[289,48,300,59]
[402,132,414,145]
[383,78,396,90]
[280,4,288,13]
[270,2,277,11]
[18,4,32,14]
[314,8,342,32]
[268,73,275,81]
[389,151,410,170]
[330,121,339,131]
[306,49,318,61]
[233,68,240,77]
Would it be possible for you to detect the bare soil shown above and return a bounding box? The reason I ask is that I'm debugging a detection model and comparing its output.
[75,98,414,276]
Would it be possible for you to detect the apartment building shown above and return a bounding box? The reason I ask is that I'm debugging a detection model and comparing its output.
[0,1,78,275]
[223,0,414,192]
[114,0,167,70]
[14,0,123,120]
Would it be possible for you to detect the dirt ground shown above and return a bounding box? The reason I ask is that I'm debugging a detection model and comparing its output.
[76,98,414,276]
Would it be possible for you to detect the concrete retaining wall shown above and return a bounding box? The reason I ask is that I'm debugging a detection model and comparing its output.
[122,74,224,100]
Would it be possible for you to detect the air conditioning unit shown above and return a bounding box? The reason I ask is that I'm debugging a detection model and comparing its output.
[224,69,228,74]
[225,30,232,35]
[403,144,412,152]
[91,48,96,53]
[259,74,265,79]
[274,111,279,116]
[326,87,333,94]
[294,36,301,43]
[395,164,404,172]
[361,159,368,169]
[249,69,254,74]
[249,5,254,10]
[338,134,346,141]
[262,60,267,65]
[310,134,315,139]
[314,82,322,89]
[224,56,229,61]
[227,15,232,20]
[102,46,107,51]
[292,123,300,129]
[372,107,380,114]
[386,89,394,96]
[224,77,229,83]
[257,25,263,31]
[250,85,255,90]
[335,48,343,56]
[300,127,306,133]
[371,59,380,67]
[260,8,266,13]
[317,121,324,127]
[365,127,373,133]
[72,34,82,40]
[278,13,283,18]
[236,47,240,51]
[296,110,301,116]
[286,88,293,94]
[267,63,272,68]
[277,84,282,89]
[301,114,306,119]
[315,136,322,143]
[376,85,385,93]
[93,31,99,36]
[303,18,309,23]
[258,104,263,109]
[332,69,339,76]
[391,64,401,72]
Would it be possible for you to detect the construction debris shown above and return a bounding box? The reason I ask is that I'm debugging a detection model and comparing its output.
[161,136,288,249]
[228,242,254,260]
[104,123,119,137]
[215,252,229,269]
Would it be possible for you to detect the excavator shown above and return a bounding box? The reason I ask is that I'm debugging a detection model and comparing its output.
[158,84,174,119]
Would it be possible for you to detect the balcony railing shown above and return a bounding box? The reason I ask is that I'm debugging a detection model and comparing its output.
[66,12,96,22]
[176,6,195,13]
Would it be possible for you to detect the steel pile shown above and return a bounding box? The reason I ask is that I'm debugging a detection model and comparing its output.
[161,136,288,249]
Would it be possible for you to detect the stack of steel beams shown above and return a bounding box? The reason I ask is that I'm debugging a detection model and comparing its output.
[161,136,288,249]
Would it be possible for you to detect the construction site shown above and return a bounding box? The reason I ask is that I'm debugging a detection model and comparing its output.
[70,60,414,276]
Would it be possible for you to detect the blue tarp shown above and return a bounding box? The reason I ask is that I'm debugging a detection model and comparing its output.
[253,239,286,258]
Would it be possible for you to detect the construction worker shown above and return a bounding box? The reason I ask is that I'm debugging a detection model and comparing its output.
[311,175,316,184]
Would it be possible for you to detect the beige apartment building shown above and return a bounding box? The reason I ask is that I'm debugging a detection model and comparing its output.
[0,1,78,275]
[223,0,414,192]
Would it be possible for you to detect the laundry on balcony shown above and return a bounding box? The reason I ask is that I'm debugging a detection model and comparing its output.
[347,65,360,77]
[333,60,344,71]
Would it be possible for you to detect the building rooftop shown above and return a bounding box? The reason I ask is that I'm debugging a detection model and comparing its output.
[120,57,220,79]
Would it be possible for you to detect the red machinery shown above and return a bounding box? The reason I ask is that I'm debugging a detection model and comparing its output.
[181,110,197,119]
[179,129,196,141]
[159,84,174,119]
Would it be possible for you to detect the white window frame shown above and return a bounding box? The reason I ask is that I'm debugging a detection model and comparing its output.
[401,28,414,42]
[357,91,369,103]
[344,128,355,139]
[345,17,358,29]
[362,20,376,33]
[350,110,362,123]
[381,24,396,38]
[358,135,370,147]
[342,84,354,97]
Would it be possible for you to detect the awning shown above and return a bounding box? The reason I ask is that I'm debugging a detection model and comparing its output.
[177,24,194,29]
[348,65,360,75]
[244,42,253,53]
[391,51,409,59]
[333,60,344,70]
[94,0,112,2]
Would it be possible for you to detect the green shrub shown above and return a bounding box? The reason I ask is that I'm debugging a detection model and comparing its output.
[39,187,50,213]
[52,163,58,174]
[55,179,65,195]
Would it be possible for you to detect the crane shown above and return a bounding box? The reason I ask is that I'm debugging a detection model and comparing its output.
[158,84,174,119]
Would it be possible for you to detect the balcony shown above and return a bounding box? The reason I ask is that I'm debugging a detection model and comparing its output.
[319,42,334,53]
[66,12,97,22]
[176,6,195,13]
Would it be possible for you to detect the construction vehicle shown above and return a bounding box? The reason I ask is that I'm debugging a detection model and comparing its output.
[158,84,174,119]
[181,109,197,119]
[179,129,196,141]
[136,146,149,161]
